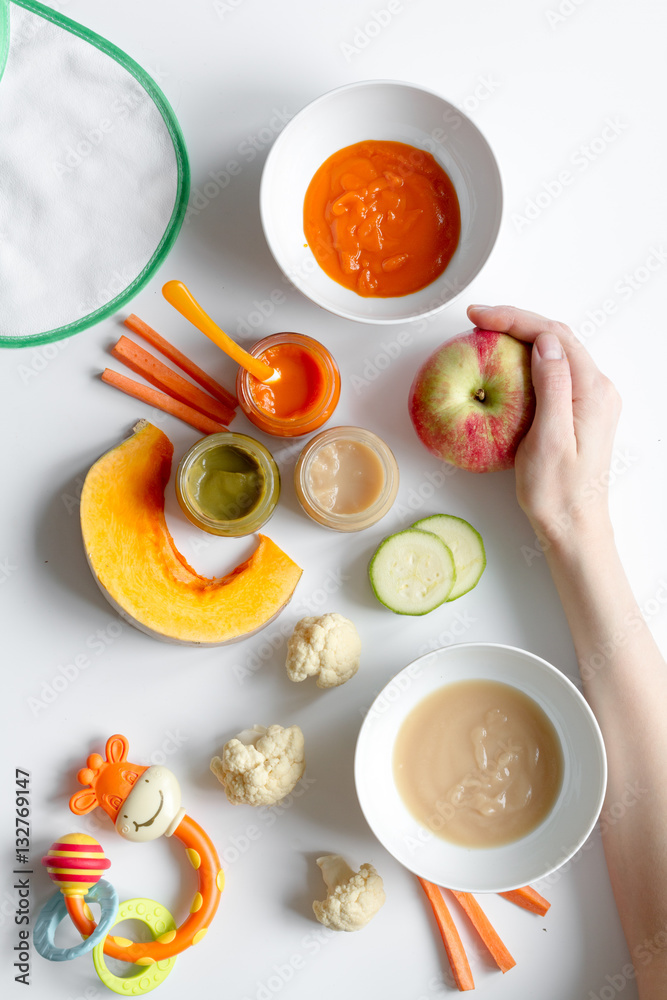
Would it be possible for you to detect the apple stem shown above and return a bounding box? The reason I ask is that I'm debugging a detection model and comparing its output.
[474,388,486,402]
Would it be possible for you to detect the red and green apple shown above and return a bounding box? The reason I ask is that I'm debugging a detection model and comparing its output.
[408,328,536,473]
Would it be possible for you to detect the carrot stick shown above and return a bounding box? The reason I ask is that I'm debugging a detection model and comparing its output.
[417,878,475,991]
[498,886,551,917]
[101,369,226,436]
[450,891,516,974]
[123,313,238,410]
[111,335,235,426]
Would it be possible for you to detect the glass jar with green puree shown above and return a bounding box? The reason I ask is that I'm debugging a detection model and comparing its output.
[176,432,280,536]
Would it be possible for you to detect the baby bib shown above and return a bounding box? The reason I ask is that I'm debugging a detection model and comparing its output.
[0,0,190,346]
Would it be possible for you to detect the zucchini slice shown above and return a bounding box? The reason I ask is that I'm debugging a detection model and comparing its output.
[412,514,486,601]
[368,528,456,615]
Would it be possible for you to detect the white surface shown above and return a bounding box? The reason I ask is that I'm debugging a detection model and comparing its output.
[355,643,607,893]
[2,1,666,998]
[260,79,502,323]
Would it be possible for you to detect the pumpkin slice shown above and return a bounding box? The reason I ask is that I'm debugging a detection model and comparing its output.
[80,420,302,645]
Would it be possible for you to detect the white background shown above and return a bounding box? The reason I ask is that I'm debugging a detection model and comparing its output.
[2,1,667,998]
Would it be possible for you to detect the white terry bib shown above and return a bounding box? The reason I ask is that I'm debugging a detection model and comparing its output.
[0,0,189,347]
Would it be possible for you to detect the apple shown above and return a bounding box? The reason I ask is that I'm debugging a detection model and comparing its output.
[408,328,535,473]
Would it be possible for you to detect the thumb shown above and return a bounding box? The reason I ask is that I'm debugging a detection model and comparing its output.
[527,332,574,449]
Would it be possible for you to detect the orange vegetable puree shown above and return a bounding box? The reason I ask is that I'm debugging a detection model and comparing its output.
[248,342,328,419]
[303,139,461,298]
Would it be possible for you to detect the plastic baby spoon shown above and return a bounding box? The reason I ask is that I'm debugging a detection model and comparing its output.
[162,280,278,383]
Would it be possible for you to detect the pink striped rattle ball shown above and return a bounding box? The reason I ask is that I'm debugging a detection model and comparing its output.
[41,833,111,897]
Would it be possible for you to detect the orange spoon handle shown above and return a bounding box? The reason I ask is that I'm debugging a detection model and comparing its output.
[162,280,276,383]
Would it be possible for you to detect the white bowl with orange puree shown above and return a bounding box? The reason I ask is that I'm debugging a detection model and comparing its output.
[294,426,399,531]
[355,642,607,893]
[260,80,502,324]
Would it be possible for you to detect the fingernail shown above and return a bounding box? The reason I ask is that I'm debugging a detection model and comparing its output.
[535,332,564,361]
[469,304,491,311]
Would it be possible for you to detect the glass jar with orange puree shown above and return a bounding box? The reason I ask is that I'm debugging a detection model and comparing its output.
[236,333,340,437]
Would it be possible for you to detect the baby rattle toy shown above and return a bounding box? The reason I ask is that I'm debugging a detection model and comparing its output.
[34,734,224,994]
[34,833,117,962]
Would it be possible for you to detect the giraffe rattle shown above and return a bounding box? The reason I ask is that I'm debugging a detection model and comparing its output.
[35,735,224,992]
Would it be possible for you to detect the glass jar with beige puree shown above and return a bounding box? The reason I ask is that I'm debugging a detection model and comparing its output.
[294,426,399,531]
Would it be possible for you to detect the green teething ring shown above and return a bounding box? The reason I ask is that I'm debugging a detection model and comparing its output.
[92,898,177,995]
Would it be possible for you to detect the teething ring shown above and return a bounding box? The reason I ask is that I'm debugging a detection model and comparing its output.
[66,815,223,962]
[92,898,177,995]
[34,878,118,962]
[65,735,224,964]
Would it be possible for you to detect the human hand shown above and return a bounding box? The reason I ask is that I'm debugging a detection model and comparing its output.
[466,305,621,548]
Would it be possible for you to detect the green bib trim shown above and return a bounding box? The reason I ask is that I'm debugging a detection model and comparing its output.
[1,0,190,348]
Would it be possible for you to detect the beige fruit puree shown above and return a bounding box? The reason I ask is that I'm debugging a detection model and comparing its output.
[294,426,399,531]
[307,439,385,514]
[393,679,563,847]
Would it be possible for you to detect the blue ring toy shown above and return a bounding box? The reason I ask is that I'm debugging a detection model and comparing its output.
[34,878,119,962]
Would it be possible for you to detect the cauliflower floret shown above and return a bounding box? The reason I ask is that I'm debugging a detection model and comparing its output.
[312,854,385,931]
[286,613,361,689]
[210,723,305,806]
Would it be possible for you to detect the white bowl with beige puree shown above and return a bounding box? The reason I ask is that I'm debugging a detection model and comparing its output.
[354,642,607,893]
